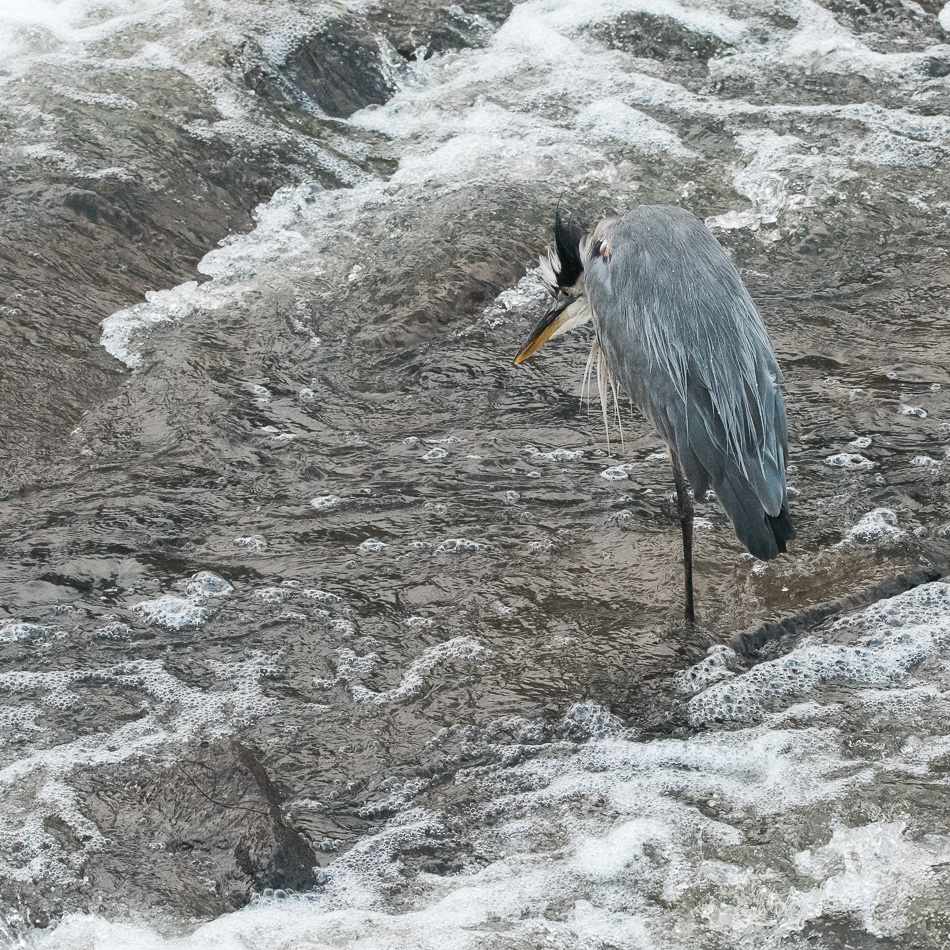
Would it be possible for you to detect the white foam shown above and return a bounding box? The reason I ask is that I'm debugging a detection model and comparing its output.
[434,538,489,553]
[234,535,268,551]
[100,281,199,368]
[689,582,950,724]
[562,702,623,739]
[576,98,692,156]
[790,821,950,936]
[600,464,631,480]
[840,508,903,546]
[30,716,942,949]
[358,539,388,553]
[0,620,49,643]
[523,445,584,462]
[254,587,285,603]
[185,571,232,598]
[131,570,233,628]
[348,636,490,705]
[824,452,874,469]
[302,588,341,603]
[674,644,738,693]
[131,594,206,629]
[705,209,760,231]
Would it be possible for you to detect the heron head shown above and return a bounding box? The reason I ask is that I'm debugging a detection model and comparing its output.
[513,211,592,366]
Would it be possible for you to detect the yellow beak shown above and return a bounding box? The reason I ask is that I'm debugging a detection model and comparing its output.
[513,297,592,366]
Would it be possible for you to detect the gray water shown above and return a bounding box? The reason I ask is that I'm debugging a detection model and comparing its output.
[2,0,950,946]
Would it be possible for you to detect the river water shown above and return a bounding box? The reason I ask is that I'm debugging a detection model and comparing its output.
[2,0,950,946]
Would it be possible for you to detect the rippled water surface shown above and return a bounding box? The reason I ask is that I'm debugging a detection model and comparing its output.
[2,0,950,946]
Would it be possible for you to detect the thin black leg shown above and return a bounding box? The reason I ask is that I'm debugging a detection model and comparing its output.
[670,452,695,624]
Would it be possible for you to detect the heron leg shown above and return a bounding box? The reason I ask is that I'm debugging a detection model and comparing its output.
[670,452,695,624]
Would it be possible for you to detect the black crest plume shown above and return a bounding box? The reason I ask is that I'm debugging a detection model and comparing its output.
[553,211,585,290]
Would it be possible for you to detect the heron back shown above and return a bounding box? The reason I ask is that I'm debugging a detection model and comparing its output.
[584,205,795,560]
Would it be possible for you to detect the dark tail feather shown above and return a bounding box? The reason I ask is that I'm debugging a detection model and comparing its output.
[767,505,796,555]
[716,472,796,562]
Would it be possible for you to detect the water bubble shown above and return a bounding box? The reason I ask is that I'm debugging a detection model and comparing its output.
[0,621,47,643]
[359,539,388,553]
[435,538,489,553]
[302,589,341,603]
[563,701,623,739]
[255,587,285,603]
[234,535,268,552]
[824,453,874,469]
[132,595,206,629]
[841,508,902,546]
[185,571,233,598]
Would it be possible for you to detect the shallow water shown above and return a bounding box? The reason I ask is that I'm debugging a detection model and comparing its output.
[2,0,950,946]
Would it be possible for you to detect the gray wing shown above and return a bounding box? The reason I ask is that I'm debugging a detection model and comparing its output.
[585,206,795,560]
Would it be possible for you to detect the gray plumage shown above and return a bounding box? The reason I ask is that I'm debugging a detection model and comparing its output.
[514,204,794,620]
[584,206,793,561]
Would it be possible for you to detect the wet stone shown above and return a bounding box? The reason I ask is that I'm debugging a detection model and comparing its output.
[71,740,317,920]
[366,0,514,62]
[824,0,949,53]
[241,18,393,119]
[242,2,515,118]
[589,12,732,77]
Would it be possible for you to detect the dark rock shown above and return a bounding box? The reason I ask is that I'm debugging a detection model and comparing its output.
[365,1,513,62]
[241,3,514,118]
[75,739,317,919]
[590,11,731,75]
[241,17,393,118]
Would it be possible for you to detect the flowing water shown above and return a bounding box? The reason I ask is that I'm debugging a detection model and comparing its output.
[2,0,950,946]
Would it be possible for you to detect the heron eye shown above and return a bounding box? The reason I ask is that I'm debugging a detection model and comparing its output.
[591,240,612,262]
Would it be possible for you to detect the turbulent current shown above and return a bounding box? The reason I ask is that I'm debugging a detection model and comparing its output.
[2,0,950,946]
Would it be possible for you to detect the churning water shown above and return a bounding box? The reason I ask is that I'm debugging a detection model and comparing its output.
[2,0,950,946]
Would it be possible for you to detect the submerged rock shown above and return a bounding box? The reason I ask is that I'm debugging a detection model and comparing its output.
[240,17,394,118]
[240,2,514,118]
[76,740,317,919]
[589,11,732,77]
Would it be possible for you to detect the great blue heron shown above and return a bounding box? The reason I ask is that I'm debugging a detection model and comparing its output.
[513,205,794,622]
